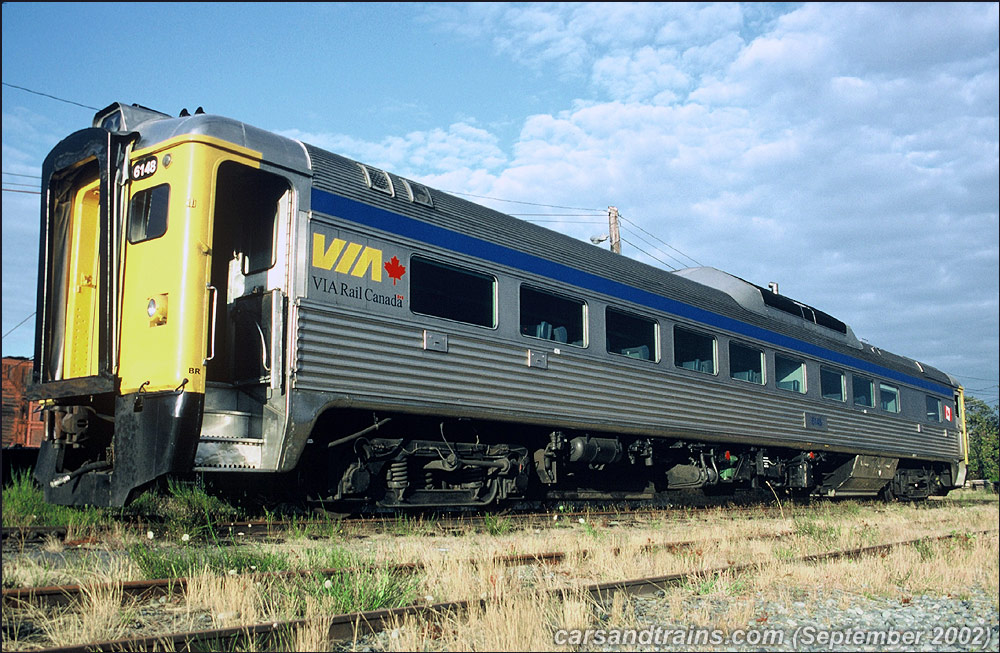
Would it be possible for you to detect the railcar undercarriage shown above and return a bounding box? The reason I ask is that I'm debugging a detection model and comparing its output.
[303,412,953,509]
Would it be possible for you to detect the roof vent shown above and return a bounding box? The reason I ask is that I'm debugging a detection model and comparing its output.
[358,164,394,197]
[401,179,433,207]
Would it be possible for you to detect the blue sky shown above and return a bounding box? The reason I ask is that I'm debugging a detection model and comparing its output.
[2,2,998,404]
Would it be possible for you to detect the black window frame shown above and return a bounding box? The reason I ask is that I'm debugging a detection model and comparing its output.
[853,375,875,407]
[127,183,170,244]
[775,353,807,394]
[879,382,900,413]
[925,395,942,423]
[729,340,764,385]
[409,255,497,328]
[519,285,586,347]
[606,307,658,362]
[820,366,846,402]
[673,325,717,375]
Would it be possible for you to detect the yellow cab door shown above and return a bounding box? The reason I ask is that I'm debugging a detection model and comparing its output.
[117,136,288,403]
[117,138,258,396]
[61,177,102,379]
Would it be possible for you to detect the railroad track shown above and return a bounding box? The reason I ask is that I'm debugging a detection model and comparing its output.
[2,530,794,608]
[0,506,727,546]
[14,528,995,653]
[3,495,955,546]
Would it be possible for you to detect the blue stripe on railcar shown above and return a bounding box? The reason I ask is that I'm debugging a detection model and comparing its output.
[311,188,953,397]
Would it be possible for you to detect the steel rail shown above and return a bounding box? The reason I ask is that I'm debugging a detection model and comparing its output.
[0,497,865,545]
[6,492,982,544]
[20,528,996,653]
[3,531,793,608]
[0,505,749,545]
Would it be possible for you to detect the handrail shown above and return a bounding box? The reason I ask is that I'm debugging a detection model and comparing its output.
[204,284,218,363]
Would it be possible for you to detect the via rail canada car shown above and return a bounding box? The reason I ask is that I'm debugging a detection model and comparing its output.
[27,102,967,508]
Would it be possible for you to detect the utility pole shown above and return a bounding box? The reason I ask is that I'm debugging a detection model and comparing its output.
[608,206,621,254]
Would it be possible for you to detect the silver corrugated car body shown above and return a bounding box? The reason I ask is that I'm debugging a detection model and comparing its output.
[88,107,969,507]
[224,140,963,507]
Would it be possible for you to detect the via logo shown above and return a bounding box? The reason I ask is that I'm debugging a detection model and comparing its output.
[312,233,386,282]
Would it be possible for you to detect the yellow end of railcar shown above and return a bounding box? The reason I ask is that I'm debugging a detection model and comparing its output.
[117,136,261,396]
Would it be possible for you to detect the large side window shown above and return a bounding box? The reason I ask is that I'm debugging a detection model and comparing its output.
[674,326,716,374]
[410,257,496,328]
[128,184,170,243]
[880,383,900,413]
[925,396,942,422]
[520,286,585,346]
[775,354,806,393]
[606,308,657,361]
[729,341,764,384]
[853,375,875,407]
[820,367,846,402]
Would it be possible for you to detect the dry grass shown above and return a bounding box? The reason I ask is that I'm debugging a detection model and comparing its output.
[379,584,603,651]
[183,569,272,627]
[29,583,138,646]
[2,501,996,651]
[1,545,141,588]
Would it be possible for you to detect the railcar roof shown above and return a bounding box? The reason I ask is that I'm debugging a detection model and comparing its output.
[117,104,955,391]
[108,104,311,175]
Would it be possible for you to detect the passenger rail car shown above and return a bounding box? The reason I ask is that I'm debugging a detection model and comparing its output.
[28,102,968,507]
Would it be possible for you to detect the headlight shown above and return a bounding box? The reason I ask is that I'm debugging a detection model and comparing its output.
[147,294,168,326]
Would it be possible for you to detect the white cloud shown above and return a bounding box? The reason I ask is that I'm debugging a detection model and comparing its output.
[279,122,508,176]
[592,47,688,102]
[409,2,997,385]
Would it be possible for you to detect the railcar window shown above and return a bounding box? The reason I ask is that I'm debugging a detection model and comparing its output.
[520,286,585,346]
[853,375,875,407]
[925,396,942,422]
[410,257,496,328]
[880,383,900,413]
[606,308,657,361]
[729,341,764,384]
[128,184,170,243]
[821,367,846,401]
[673,326,716,374]
[775,354,806,393]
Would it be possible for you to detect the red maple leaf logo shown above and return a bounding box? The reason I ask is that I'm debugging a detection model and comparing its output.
[384,256,406,285]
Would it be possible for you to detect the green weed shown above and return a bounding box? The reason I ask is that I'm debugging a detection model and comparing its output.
[1,469,110,529]
[685,572,749,596]
[127,539,288,579]
[386,514,433,537]
[793,518,840,542]
[293,567,420,615]
[122,477,242,538]
[482,514,513,536]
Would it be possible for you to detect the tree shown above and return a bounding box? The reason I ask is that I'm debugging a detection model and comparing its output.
[965,396,999,482]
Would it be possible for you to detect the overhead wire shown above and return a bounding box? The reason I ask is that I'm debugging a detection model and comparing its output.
[2,312,35,341]
[442,189,605,214]
[959,374,1000,383]
[3,173,42,194]
[619,213,703,267]
[442,189,703,269]
[618,236,679,271]
[2,81,99,110]
[617,225,691,270]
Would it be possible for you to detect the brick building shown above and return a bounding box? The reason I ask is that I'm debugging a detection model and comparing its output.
[2,357,44,448]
